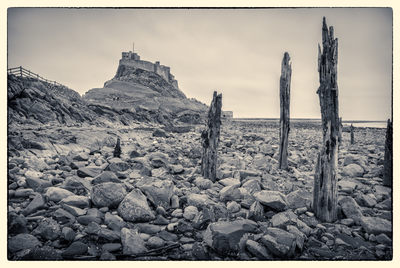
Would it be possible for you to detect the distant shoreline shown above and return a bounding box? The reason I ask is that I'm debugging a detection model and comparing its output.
[232,118,387,128]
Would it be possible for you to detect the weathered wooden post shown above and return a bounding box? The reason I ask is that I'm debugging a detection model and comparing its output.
[350,124,354,144]
[278,52,291,170]
[383,119,392,187]
[201,91,222,182]
[313,17,339,222]
[113,137,121,158]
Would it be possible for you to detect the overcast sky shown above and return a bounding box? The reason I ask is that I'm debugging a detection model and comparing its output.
[8,8,392,120]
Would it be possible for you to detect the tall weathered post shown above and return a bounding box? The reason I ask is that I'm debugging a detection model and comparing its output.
[338,117,343,144]
[201,91,222,182]
[313,17,339,222]
[383,119,393,187]
[278,52,292,170]
[350,124,354,144]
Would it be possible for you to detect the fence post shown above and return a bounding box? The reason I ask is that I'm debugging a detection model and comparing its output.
[19,66,22,77]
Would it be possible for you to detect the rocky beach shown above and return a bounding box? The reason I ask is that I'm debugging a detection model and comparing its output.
[7,113,392,260]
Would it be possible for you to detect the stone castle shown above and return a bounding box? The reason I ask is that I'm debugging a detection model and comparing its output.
[120,50,179,89]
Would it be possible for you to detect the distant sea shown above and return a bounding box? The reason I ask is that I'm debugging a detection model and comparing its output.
[234,118,387,129]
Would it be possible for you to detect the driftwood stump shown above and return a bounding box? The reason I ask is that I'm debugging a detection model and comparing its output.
[350,124,354,144]
[383,119,392,187]
[278,52,291,170]
[201,91,222,182]
[113,137,121,158]
[313,17,339,222]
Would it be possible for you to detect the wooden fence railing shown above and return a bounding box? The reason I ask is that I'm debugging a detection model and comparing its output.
[8,66,69,88]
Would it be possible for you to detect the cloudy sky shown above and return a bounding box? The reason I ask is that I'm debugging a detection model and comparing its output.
[8,8,392,120]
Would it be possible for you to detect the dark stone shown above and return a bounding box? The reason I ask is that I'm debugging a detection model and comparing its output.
[8,212,28,234]
[61,241,88,259]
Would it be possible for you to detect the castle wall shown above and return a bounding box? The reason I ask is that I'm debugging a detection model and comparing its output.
[119,53,179,89]
[119,59,155,73]
[154,64,170,82]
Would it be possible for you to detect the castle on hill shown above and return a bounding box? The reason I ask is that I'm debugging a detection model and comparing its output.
[120,50,179,89]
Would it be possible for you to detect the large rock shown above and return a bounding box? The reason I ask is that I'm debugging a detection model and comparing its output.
[120,228,148,255]
[32,218,61,240]
[338,196,363,224]
[254,190,287,211]
[220,184,242,202]
[270,210,298,228]
[360,216,392,235]
[341,163,364,177]
[118,189,155,222]
[91,182,127,208]
[260,227,296,258]
[8,233,41,253]
[137,178,174,209]
[286,189,311,209]
[203,219,258,256]
[45,187,74,202]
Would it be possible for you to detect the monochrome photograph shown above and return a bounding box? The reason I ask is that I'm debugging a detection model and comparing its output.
[6,7,393,261]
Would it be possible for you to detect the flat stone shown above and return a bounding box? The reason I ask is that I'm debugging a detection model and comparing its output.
[254,190,288,211]
[62,204,87,217]
[14,188,34,198]
[8,233,41,253]
[61,195,90,208]
[118,189,155,222]
[45,187,74,202]
[360,216,392,235]
[77,166,103,178]
[219,178,241,187]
